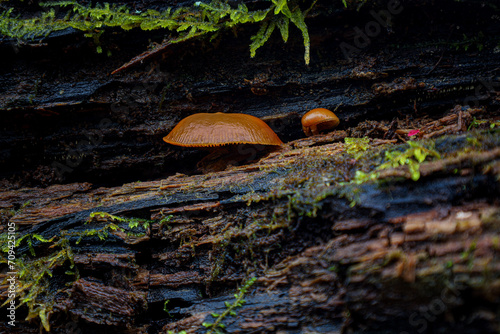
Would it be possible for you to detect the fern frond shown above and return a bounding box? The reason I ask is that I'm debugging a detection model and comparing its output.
[276,16,289,43]
[288,7,310,64]
[273,0,288,15]
[2,0,316,64]
[250,19,277,58]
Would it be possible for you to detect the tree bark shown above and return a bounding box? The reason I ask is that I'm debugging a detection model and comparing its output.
[1,0,500,333]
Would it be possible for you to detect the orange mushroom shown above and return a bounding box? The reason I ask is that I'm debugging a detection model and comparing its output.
[163,112,283,147]
[301,108,340,136]
[163,112,283,171]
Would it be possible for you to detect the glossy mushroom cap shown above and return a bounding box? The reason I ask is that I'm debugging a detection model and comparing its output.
[301,108,340,136]
[163,112,283,147]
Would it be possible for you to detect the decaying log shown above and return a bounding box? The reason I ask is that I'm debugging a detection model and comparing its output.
[1,112,499,332]
[1,0,500,333]
[1,0,499,187]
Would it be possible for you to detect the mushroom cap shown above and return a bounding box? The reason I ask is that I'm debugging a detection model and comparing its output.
[301,108,340,128]
[163,112,283,147]
[301,108,340,136]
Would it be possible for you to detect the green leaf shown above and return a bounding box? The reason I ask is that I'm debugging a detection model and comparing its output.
[276,16,289,43]
[289,7,310,64]
[250,20,276,58]
[414,148,427,163]
[39,308,51,332]
[409,162,420,181]
[129,220,139,229]
[272,0,287,15]
[32,234,52,243]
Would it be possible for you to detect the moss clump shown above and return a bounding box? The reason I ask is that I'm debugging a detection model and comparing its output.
[344,137,371,159]
[87,211,153,236]
[0,7,67,40]
[378,140,441,180]
[0,0,319,63]
[353,140,441,183]
[202,276,257,334]
[0,234,76,332]
[256,133,490,212]
[0,211,154,331]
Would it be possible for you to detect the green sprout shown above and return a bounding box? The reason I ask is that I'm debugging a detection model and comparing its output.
[202,276,257,334]
[377,141,441,181]
[351,140,441,183]
[163,299,174,318]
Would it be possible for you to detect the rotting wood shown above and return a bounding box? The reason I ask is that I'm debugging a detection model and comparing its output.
[1,116,499,332]
[1,0,500,333]
[1,0,499,188]
[59,278,148,327]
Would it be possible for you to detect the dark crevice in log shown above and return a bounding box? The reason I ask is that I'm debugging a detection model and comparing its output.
[1,0,500,333]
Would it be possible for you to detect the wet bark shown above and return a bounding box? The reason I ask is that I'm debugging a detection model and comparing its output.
[1,0,500,333]
[1,0,499,187]
[1,127,500,333]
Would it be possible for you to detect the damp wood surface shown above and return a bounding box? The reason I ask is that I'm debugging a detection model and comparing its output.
[1,0,499,187]
[1,0,500,333]
[1,117,500,333]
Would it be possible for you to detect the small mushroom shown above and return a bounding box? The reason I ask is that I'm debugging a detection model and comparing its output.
[163,112,283,171]
[301,108,340,136]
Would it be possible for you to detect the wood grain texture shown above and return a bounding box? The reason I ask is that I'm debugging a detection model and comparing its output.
[0,0,499,333]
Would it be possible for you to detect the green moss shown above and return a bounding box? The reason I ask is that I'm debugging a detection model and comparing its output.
[205,214,288,280]
[328,264,339,272]
[460,240,477,260]
[274,131,497,213]
[1,234,75,332]
[451,31,485,52]
[468,117,500,131]
[0,211,153,331]
[380,140,441,180]
[202,276,257,334]
[255,131,498,214]
[0,0,318,64]
[250,0,315,64]
[492,236,500,250]
[344,137,371,159]
[88,211,152,233]
[350,140,441,183]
